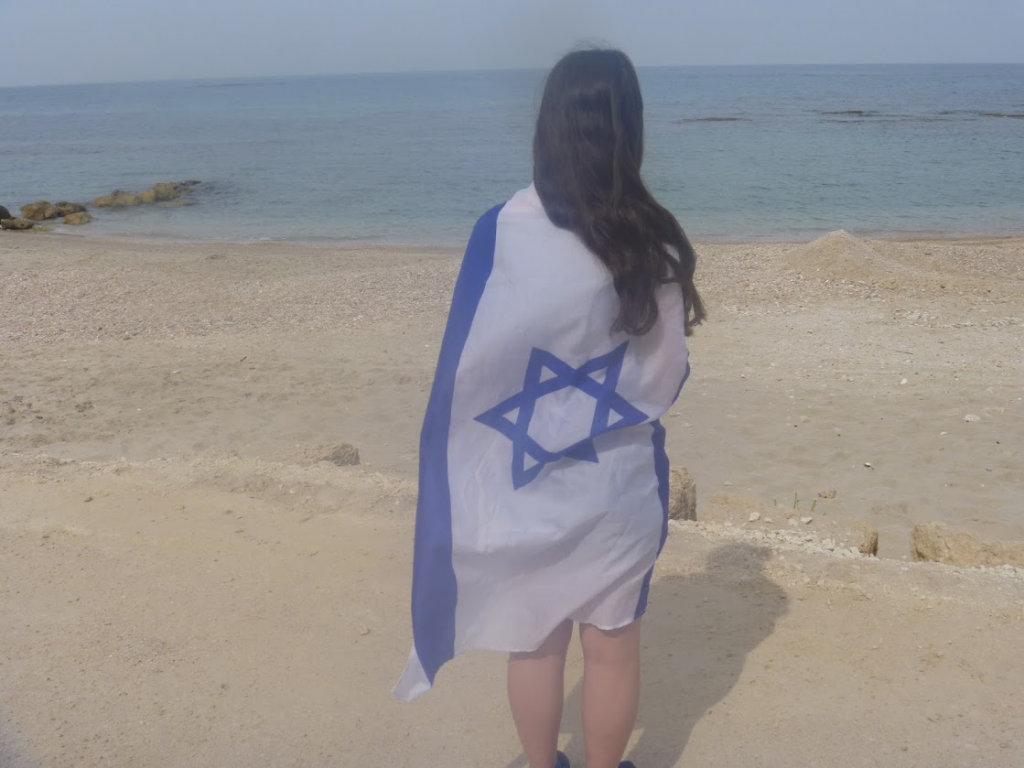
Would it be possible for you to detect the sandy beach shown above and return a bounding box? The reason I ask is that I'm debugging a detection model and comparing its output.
[2,231,1023,767]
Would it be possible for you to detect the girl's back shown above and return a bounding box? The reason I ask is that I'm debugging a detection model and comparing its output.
[397,46,703,768]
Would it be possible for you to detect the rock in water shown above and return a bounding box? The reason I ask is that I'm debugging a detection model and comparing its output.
[63,212,92,225]
[911,522,1024,568]
[20,201,59,220]
[0,205,11,220]
[668,467,697,521]
[56,201,87,216]
[94,181,199,208]
[327,443,360,467]
[93,190,142,208]
[136,187,160,204]
[1,218,35,231]
[150,182,191,202]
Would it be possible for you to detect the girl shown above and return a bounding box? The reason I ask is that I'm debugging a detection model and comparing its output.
[397,49,704,768]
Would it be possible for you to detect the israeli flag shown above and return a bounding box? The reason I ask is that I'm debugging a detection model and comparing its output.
[395,185,690,701]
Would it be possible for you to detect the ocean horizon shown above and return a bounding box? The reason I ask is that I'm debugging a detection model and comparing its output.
[2,63,1022,246]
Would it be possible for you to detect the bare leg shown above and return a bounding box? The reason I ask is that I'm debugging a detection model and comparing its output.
[508,620,574,768]
[579,620,642,768]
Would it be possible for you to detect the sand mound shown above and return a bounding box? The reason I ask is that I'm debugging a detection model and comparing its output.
[783,231,1012,299]
[783,230,894,283]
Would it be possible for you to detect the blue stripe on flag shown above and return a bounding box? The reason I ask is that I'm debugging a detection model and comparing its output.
[635,419,670,620]
[410,203,503,685]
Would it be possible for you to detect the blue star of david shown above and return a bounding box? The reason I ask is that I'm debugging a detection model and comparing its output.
[475,342,649,489]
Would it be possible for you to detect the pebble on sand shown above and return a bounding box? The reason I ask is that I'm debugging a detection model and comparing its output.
[327,443,361,467]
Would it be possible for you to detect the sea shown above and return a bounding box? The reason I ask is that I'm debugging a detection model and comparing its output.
[1,64,1022,245]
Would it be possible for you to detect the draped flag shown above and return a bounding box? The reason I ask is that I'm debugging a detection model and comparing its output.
[395,185,690,701]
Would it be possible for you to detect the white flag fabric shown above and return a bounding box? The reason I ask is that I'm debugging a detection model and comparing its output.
[395,185,690,701]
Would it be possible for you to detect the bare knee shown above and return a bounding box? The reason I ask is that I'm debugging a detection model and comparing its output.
[579,620,641,666]
[510,619,574,662]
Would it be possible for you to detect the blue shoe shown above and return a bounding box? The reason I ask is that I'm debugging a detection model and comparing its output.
[619,762,637,768]
[555,752,570,768]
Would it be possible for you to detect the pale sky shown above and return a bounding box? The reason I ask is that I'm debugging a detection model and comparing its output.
[0,0,1022,87]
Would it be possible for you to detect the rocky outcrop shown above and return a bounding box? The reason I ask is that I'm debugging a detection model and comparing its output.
[0,205,11,221]
[138,182,194,204]
[911,523,1024,568]
[21,201,59,221]
[1,218,35,231]
[668,467,697,521]
[93,181,199,209]
[92,190,142,208]
[63,212,92,226]
[56,202,87,216]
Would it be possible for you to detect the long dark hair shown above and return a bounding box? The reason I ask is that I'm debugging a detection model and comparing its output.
[533,49,705,336]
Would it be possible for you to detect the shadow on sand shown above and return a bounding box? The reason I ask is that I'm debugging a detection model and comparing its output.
[505,542,789,767]
[0,713,38,768]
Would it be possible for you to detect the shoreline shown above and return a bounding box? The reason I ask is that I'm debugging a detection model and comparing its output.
[12,225,1024,252]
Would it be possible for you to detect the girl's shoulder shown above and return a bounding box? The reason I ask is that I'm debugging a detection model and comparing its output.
[467,184,547,242]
